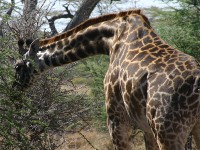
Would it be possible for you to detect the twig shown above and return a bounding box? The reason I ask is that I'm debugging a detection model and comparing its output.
[63,3,73,17]
[78,131,99,150]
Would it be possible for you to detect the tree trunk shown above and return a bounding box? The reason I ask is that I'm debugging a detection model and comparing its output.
[0,0,15,37]
[23,0,37,15]
[64,0,100,31]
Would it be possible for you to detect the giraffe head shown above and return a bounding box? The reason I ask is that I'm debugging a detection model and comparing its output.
[13,39,40,91]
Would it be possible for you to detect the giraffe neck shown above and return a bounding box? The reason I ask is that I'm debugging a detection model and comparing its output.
[33,9,156,72]
[37,23,115,71]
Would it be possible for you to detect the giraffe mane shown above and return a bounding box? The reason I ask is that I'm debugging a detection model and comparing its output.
[39,9,151,47]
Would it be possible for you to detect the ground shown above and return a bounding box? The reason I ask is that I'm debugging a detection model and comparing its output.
[57,130,145,150]
[56,129,197,150]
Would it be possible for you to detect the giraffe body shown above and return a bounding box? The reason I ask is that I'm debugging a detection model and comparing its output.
[13,10,200,150]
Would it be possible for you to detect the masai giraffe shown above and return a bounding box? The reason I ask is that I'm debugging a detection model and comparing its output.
[13,9,200,150]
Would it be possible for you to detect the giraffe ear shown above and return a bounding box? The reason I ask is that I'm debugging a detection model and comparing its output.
[28,38,40,58]
[17,39,26,56]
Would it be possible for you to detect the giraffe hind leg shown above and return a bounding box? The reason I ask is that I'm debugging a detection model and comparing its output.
[152,127,189,150]
[144,132,159,150]
[148,110,189,150]
[191,121,200,149]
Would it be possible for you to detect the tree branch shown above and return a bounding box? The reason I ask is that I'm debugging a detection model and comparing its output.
[63,4,73,16]
[46,4,74,36]
[23,0,38,15]
[78,132,99,150]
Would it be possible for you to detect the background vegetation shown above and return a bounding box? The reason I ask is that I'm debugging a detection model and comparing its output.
[154,0,200,58]
[0,0,199,149]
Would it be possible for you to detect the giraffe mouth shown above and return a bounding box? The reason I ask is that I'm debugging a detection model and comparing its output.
[12,60,34,91]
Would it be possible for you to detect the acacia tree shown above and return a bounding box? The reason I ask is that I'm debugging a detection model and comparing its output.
[0,0,113,149]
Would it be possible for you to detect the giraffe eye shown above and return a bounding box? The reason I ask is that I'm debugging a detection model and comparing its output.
[15,65,22,72]
[26,62,32,68]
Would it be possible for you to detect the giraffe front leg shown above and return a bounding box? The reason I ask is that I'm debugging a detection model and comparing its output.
[106,99,132,150]
[107,110,132,150]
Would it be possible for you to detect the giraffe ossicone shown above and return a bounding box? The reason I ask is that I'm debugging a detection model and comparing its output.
[13,9,200,150]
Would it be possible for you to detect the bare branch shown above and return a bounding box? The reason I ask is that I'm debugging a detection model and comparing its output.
[78,132,99,150]
[46,3,74,36]
[63,3,73,16]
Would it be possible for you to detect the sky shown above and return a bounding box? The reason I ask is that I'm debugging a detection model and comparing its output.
[3,0,179,32]
[11,0,178,10]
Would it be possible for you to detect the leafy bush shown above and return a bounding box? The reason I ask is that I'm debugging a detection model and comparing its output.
[75,55,109,131]
[0,42,93,149]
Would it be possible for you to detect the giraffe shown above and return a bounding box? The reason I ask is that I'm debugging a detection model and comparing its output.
[12,9,200,150]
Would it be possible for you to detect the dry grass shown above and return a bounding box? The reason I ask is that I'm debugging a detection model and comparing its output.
[56,130,145,150]
[56,130,198,150]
